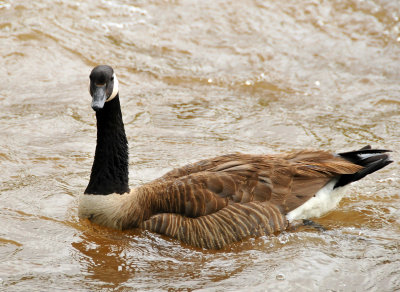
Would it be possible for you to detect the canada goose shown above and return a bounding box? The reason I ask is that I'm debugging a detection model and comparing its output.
[79,65,393,249]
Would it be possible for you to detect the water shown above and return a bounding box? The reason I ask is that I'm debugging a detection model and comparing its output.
[1,0,400,290]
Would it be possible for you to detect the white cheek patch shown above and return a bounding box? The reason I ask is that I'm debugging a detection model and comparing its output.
[106,73,119,102]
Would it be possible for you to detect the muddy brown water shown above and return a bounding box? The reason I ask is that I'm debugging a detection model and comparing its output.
[1,0,400,291]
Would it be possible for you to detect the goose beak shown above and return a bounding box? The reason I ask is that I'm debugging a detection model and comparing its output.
[91,86,107,111]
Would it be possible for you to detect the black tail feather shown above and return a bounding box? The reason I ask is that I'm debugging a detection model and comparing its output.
[334,145,393,188]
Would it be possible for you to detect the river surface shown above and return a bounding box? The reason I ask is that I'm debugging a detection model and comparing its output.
[1,0,400,291]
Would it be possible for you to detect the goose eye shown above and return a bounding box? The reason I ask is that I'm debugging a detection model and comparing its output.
[110,76,114,81]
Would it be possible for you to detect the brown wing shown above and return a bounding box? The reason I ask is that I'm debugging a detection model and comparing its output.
[140,200,288,249]
[137,150,362,248]
[146,151,361,215]
[155,153,257,181]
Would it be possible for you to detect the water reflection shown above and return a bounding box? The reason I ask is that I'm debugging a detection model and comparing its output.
[72,222,137,286]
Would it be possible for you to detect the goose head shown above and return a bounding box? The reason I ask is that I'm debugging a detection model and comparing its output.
[89,65,119,111]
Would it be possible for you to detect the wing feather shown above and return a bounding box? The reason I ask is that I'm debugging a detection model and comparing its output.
[136,150,363,248]
[141,201,288,249]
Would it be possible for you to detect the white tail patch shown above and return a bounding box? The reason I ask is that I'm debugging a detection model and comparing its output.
[286,180,346,222]
[357,153,376,159]
[107,73,119,102]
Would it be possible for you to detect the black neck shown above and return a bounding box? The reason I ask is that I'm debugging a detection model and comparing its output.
[85,95,130,195]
